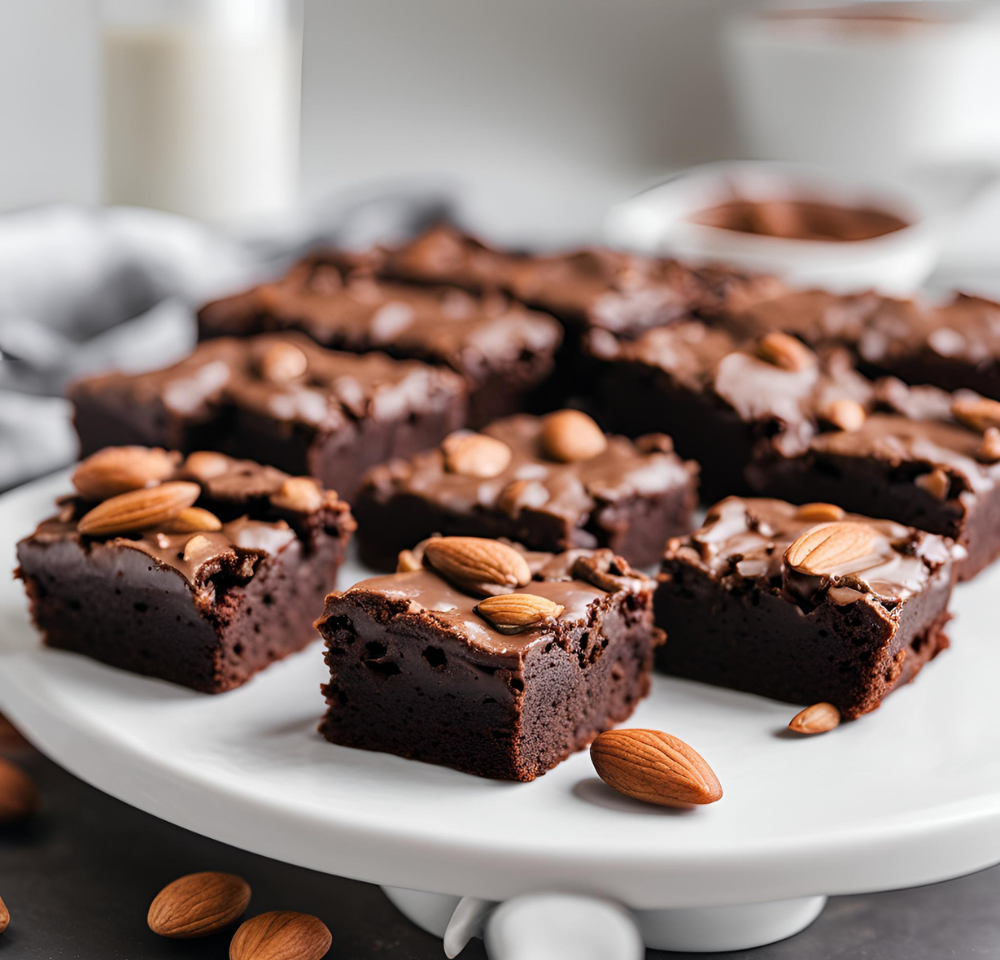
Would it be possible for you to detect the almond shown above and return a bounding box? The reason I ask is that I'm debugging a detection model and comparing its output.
[423,537,532,597]
[161,507,223,533]
[980,427,1000,464]
[788,702,841,735]
[148,871,251,939]
[77,482,201,536]
[0,757,40,823]
[396,549,422,573]
[540,410,608,462]
[756,331,816,372]
[590,729,722,808]
[442,432,512,478]
[184,451,231,481]
[820,399,866,432]
[230,911,331,960]
[0,894,8,934]
[260,341,308,383]
[784,521,876,575]
[474,593,565,634]
[795,502,845,523]
[915,468,950,501]
[71,446,177,500]
[952,396,1000,433]
[496,478,549,517]
[270,477,323,513]
[183,534,215,564]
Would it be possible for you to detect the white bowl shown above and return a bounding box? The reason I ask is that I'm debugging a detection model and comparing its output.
[604,161,944,295]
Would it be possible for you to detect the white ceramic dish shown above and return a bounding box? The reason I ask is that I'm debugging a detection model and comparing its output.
[605,161,942,295]
[3,471,1000,956]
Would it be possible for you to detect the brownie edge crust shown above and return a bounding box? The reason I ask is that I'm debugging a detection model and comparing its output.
[317,541,664,781]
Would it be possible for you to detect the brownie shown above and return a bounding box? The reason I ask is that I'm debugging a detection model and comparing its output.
[586,320,873,502]
[16,447,355,692]
[746,378,1000,580]
[655,497,959,719]
[354,411,698,570]
[317,538,663,780]
[69,333,467,502]
[197,259,562,426]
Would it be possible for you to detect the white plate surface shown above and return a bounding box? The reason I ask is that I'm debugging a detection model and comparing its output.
[2,470,1000,910]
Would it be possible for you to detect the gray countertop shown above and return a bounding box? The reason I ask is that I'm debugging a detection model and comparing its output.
[2,733,998,960]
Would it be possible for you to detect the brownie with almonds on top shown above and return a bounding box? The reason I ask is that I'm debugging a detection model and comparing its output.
[16,447,354,693]
[197,257,562,426]
[655,497,960,719]
[69,332,467,502]
[317,536,663,781]
[354,410,698,570]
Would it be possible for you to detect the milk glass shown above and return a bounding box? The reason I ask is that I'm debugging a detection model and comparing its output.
[99,0,303,225]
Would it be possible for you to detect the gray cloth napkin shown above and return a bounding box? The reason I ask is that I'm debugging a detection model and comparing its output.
[0,186,454,490]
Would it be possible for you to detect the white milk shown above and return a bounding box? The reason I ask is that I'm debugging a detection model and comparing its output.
[102,19,301,225]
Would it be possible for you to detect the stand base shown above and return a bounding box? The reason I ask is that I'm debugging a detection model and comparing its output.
[382,886,827,955]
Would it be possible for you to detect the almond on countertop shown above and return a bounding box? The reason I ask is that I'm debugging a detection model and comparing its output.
[474,593,565,634]
[71,446,177,500]
[540,410,608,462]
[442,432,512,478]
[77,482,202,536]
[230,911,331,960]
[590,729,722,808]
[0,757,40,823]
[784,521,875,575]
[422,537,532,597]
[148,871,251,939]
[789,702,842,735]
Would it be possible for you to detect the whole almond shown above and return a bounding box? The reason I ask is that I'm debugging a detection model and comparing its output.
[261,341,308,383]
[185,451,231,481]
[423,537,532,597]
[442,432,512,478]
[0,757,40,823]
[755,332,816,372]
[0,894,8,934]
[270,477,323,513]
[788,702,841,735]
[821,399,866,433]
[72,446,176,500]
[915,468,950,501]
[474,593,565,634]
[591,729,722,808]
[148,871,251,939]
[540,410,608,462]
[77,482,201,536]
[161,507,223,533]
[795,502,845,523]
[980,427,1000,464]
[952,396,1000,433]
[785,521,876,576]
[230,911,331,960]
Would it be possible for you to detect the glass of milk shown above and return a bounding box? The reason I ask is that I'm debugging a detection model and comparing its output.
[100,0,303,226]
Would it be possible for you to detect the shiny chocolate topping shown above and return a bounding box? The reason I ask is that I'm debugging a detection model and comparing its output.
[664,497,956,608]
[363,414,696,523]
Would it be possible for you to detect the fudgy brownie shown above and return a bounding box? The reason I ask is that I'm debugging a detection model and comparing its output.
[317,537,664,780]
[197,259,562,426]
[586,320,873,501]
[354,411,698,570]
[747,378,1000,580]
[16,447,355,692]
[655,497,959,719]
[70,333,467,501]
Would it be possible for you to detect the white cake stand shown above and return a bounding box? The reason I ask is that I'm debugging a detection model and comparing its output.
[3,471,1000,957]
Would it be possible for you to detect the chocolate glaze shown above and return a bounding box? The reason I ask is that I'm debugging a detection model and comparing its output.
[667,496,956,609]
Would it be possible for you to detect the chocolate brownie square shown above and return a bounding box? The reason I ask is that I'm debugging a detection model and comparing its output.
[69,333,467,501]
[197,259,562,426]
[317,538,664,780]
[16,448,355,692]
[655,497,959,719]
[354,411,698,570]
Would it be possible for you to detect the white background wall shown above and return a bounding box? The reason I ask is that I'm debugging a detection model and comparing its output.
[0,0,760,240]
